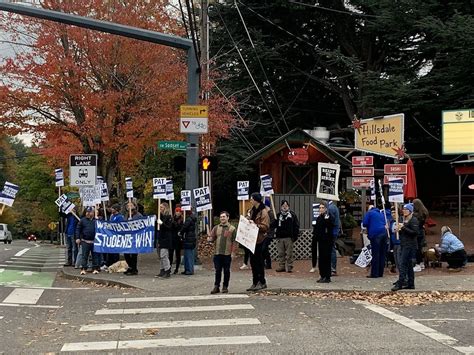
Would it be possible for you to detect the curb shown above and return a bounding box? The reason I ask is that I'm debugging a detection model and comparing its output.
[59,270,137,289]
[263,288,474,294]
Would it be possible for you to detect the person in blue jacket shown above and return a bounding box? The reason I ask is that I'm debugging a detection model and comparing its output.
[327,200,340,275]
[362,200,389,278]
[436,226,467,270]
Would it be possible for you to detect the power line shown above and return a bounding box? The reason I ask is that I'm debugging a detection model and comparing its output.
[288,0,379,18]
[234,0,290,132]
[216,5,283,136]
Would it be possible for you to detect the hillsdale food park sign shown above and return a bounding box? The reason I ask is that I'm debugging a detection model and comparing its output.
[354,114,404,158]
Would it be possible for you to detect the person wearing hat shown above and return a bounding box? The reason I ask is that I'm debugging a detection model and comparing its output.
[391,203,419,291]
[75,207,100,275]
[246,192,270,292]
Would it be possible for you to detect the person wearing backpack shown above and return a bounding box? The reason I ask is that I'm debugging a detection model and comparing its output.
[271,200,300,273]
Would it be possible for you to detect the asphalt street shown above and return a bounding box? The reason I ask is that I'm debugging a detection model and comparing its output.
[0,242,473,354]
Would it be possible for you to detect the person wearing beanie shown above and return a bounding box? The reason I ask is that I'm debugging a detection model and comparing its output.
[391,203,419,291]
[246,192,270,292]
[271,200,300,273]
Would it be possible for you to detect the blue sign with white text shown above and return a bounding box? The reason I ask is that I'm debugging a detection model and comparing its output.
[94,216,156,254]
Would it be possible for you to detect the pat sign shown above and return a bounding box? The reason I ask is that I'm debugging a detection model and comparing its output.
[355,114,404,158]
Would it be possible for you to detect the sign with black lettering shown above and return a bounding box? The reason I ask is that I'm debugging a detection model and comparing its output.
[237,181,249,201]
[316,163,340,201]
[69,154,97,187]
[193,186,212,212]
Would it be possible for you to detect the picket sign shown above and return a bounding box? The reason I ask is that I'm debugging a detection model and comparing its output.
[235,215,259,254]
[355,246,372,268]
[237,181,249,216]
[259,175,276,216]
[0,181,20,214]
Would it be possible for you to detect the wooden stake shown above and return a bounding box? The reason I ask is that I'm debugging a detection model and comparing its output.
[269,195,277,217]
[157,198,161,230]
[72,211,81,221]
[169,199,173,217]
[102,201,107,220]
[0,204,5,216]
[128,197,132,219]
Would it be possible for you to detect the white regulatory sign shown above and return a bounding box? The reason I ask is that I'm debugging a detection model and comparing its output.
[180,117,208,134]
[69,154,98,187]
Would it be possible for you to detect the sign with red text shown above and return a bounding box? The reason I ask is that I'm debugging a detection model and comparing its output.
[352,177,373,188]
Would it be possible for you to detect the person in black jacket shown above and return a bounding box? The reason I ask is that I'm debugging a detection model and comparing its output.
[391,204,419,291]
[179,211,197,275]
[272,200,300,273]
[169,206,184,274]
[312,203,334,283]
[156,202,173,278]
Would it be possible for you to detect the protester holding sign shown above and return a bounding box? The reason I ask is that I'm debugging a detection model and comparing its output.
[313,203,334,283]
[179,210,197,275]
[124,201,143,276]
[106,204,124,267]
[391,204,419,291]
[64,209,78,267]
[271,200,300,273]
[170,206,184,274]
[208,211,237,294]
[76,207,100,275]
[246,192,270,292]
[156,202,173,278]
[362,201,390,278]
[327,201,340,276]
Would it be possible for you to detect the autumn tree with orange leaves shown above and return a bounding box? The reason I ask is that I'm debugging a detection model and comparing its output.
[0,0,235,192]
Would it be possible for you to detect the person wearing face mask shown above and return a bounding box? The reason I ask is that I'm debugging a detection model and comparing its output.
[208,211,237,294]
[271,200,300,273]
[391,203,419,291]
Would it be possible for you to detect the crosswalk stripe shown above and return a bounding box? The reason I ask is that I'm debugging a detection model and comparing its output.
[96,304,254,315]
[61,335,271,352]
[5,261,64,265]
[107,294,249,303]
[80,317,261,331]
[0,303,61,309]
[3,288,44,304]
[14,248,30,257]
[11,257,65,261]
[0,264,61,269]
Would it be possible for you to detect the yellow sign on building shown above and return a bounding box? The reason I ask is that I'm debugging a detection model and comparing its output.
[180,105,208,118]
[442,109,474,154]
[354,114,405,158]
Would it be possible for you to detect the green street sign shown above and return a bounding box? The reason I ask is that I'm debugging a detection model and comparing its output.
[158,141,187,151]
[66,192,80,199]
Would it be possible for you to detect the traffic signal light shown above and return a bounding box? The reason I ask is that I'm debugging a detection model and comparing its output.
[199,156,218,171]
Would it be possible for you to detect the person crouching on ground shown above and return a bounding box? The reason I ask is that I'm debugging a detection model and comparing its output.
[436,226,467,271]
[391,204,419,291]
[76,207,99,275]
[313,203,334,283]
[208,211,237,294]
[246,192,270,292]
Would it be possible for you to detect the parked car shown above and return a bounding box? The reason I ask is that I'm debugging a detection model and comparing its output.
[0,223,13,244]
[27,233,37,242]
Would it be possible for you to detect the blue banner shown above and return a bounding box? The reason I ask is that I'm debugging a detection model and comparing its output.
[94,215,156,253]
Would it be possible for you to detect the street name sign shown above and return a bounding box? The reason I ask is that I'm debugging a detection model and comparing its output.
[384,164,407,175]
[352,167,374,177]
[158,141,187,151]
[352,177,373,188]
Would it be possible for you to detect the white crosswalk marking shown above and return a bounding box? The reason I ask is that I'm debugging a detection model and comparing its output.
[14,248,30,257]
[81,317,261,331]
[61,293,271,352]
[3,288,44,304]
[96,303,255,315]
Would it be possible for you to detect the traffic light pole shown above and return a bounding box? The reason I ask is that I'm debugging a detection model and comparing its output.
[0,2,201,196]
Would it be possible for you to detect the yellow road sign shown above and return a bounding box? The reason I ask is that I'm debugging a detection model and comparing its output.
[355,114,404,158]
[180,105,208,118]
[442,109,474,154]
[48,222,57,230]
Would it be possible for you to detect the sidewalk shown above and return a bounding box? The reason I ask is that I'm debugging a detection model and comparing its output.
[61,252,474,295]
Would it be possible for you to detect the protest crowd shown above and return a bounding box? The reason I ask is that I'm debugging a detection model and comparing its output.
[62,175,469,294]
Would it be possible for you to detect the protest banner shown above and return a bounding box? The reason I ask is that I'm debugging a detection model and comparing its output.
[125,177,133,218]
[235,215,259,254]
[316,163,340,201]
[80,186,101,207]
[166,179,174,216]
[94,215,156,254]
[260,175,276,216]
[55,168,64,187]
[311,203,320,226]
[355,245,372,268]
[193,186,212,212]
[0,181,19,215]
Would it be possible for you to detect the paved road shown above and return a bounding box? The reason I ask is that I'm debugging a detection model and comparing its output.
[1,243,473,354]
